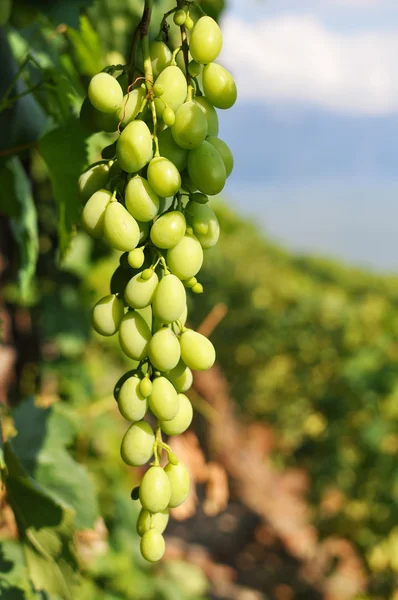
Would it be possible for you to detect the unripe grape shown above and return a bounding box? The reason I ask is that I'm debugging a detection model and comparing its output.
[137,509,169,537]
[116,120,153,173]
[171,101,208,150]
[138,220,150,243]
[119,311,151,360]
[81,189,112,238]
[165,462,190,508]
[203,63,237,109]
[163,106,176,127]
[103,202,140,251]
[167,234,204,280]
[141,268,154,281]
[148,375,179,420]
[181,171,197,193]
[150,40,172,79]
[114,368,137,400]
[189,192,208,204]
[139,376,153,398]
[88,72,123,114]
[193,222,209,236]
[190,16,223,64]
[185,15,194,30]
[180,329,216,371]
[128,248,145,269]
[152,274,187,323]
[125,271,159,309]
[136,305,153,332]
[150,211,186,249]
[188,61,202,78]
[158,128,188,172]
[120,421,155,466]
[206,136,234,177]
[78,164,110,203]
[186,200,220,248]
[184,277,197,288]
[115,87,147,128]
[139,466,171,513]
[193,96,219,137]
[154,82,164,97]
[148,329,181,373]
[192,283,204,294]
[167,365,194,395]
[140,529,166,563]
[118,375,147,422]
[125,175,160,222]
[80,97,119,133]
[147,157,181,198]
[173,8,186,26]
[154,66,187,118]
[187,140,226,196]
[91,294,124,336]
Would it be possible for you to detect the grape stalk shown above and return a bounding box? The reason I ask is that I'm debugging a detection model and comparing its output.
[78,0,236,563]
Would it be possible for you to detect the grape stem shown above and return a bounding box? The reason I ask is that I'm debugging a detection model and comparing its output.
[139,1,160,157]
[153,425,163,466]
[177,1,192,87]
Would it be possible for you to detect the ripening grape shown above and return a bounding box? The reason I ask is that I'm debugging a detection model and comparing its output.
[147,157,181,198]
[148,374,179,420]
[187,140,226,196]
[88,72,123,114]
[137,509,169,537]
[120,421,155,466]
[115,87,147,128]
[119,311,151,360]
[193,96,219,137]
[103,202,140,251]
[148,329,181,373]
[165,462,190,508]
[139,466,171,513]
[206,137,234,177]
[167,365,193,394]
[192,283,204,294]
[78,164,110,202]
[136,305,153,332]
[118,375,147,422]
[186,200,220,249]
[116,120,153,173]
[202,63,237,109]
[140,528,166,563]
[154,66,187,118]
[167,233,204,280]
[185,15,194,30]
[125,176,160,222]
[81,189,112,238]
[173,8,186,26]
[180,329,216,371]
[189,16,223,64]
[171,101,208,150]
[128,248,145,269]
[91,294,124,336]
[160,393,193,435]
[150,40,172,79]
[152,274,187,323]
[139,376,153,398]
[163,106,176,127]
[150,211,186,249]
[158,128,188,172]
[124,271,159,309]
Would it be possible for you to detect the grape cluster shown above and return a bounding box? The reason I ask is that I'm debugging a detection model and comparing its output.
[78,4,236,563]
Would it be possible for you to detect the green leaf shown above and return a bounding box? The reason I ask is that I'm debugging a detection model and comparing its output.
[0,541,36,599]
[67,15,104,77]
[39,118,88,259]
[34,0,95,29]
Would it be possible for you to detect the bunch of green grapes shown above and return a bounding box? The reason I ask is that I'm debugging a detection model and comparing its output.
[78,2,236,563]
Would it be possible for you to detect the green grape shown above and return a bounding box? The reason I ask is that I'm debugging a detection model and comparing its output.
[154,66,187,118]
[148,329,181,373]
[167,233,203,280]
[142,268,154,281]
[154,82,164,97]
[185,15,194,30]
[0,0,12,26]
[139,376,153,398]
[137,509,169,537]
[115,87,147,128]
[181,171,198,193]
[206,136,234,177]
[114,368,137,400]
[116,120,153,173]
[185,200,220,248]
[173,305,188,335]
[88,72,123,114]
[167,365,193,394]
[193,96,219,137]
[150,211,186,249]
[91,294,124,336]
[80,97,119,133]
[128,248,145,269]
[189,16,223,64]
[188,61,202,78]
[192,283,203,294]
[140,528,166,563]
[202,63,237,109]
[120,421,155,466]
[118,375,147,422]
[189,192,208,204]
[81,189,112,238]
[180,329,215,371]
[78,164,110,203]
[165,462,190,507]
[119,311,152,360]
[147,157,181,198]
[148,374,179,420]
[136,305,153,332]
[152,274,187,323]
[117,71,129,94]
[138,220,150,243]
[184,277,197,288]
[125,175,160,222]
[187,140,226,195]
[171,101,208,150]
[125,271,159,309]
[139,466,171,513]
[163,106,176,127]
[173,8,186,26]
[150,40,172,79]
[158,128,188,172]
[103,202,140,251]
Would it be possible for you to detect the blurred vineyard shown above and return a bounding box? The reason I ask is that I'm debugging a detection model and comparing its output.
[1,0,398,599]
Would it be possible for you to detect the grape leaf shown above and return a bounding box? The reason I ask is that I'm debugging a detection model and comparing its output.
[67,15,104,77]
[31,0,95,29]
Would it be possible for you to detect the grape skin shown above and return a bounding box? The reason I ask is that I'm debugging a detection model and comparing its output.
[187,140,226,196]
[202,63,237,110]
[167,234,204,280]
[152,274,187,324]
[180,329,216,371]
[116,120,153,173]
[125,271,159,309]
[103,202,140,251]
[193,96,219,137]
[189,16,223,65]
[140,529,166,563]
[91,294,124,337]
[150,211,186,249]
[148,329,181,373]
[137,509,169,537]
[115,87,147,128]
[120,421,155,466]
[147,157,181,198]
[186,200,220,249]
[154,66,187,118]
[78,165,110,203]
[119,311,152,361]
[165,462,190,508]
[81,189,112,239]
[118,376,147,422]
[160,393,193,436]
[171,101,208,150]
[158,128,188,172]
[139,466,171,513]
[206,136,234,178]
[88,72,123,114]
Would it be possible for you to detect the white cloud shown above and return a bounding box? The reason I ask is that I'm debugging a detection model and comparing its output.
[220,14,398,114]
